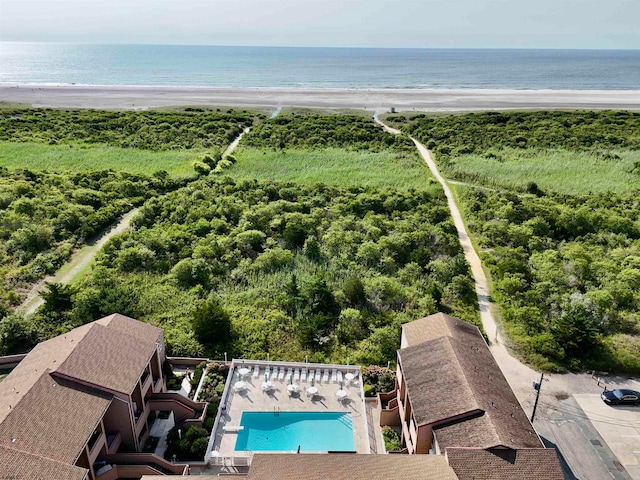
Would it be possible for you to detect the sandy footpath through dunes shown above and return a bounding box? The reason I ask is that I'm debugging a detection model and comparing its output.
[376,115,548,398]
[15,124,254,317]
[16,208,140,316]
[2,84,640,111]
[376,116,639,479]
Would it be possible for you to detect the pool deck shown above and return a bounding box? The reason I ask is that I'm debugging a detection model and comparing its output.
[209,361,370,461]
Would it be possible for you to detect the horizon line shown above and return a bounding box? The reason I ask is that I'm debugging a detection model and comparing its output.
[2,40,639,51]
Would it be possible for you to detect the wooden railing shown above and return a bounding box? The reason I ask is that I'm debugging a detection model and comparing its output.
[106,453,188,475]
[148,392,208,425]
[0,353,27,369]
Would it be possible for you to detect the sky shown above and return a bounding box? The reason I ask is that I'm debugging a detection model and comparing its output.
[0,0,638,49]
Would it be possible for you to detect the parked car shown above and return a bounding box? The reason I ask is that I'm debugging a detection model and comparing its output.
[601,388,640,406]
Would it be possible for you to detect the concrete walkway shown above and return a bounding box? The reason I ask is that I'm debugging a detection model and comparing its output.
[171,366,194,398]
[151,411,176,458]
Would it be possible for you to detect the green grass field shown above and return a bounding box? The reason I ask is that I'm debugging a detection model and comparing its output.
[445,148,640,194]
[0,142,201,176]
[444,149,640,194]
[229,147,438,191]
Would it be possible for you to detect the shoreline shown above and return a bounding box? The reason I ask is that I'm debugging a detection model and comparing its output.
[2,84,640,111]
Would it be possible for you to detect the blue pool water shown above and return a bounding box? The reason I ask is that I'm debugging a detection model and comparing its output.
[234,411,355,452]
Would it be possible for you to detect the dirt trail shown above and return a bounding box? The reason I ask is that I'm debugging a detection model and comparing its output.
[224,127,250,157]
[410,137,549,399]
[375,115,640,479]
[16,208,140,316]
[16,125,254,318]
[374,115,597,400]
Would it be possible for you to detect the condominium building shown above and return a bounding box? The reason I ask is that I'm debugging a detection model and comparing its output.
[377,313,564,479]
[0,314,205,479]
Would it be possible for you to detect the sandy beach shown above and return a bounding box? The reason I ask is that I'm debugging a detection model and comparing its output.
[2,84,640,111]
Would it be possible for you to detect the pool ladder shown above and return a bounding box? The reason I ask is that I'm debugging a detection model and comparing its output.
[274,406,280,417]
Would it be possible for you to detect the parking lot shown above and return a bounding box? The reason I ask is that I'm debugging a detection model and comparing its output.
[574,394,640,479]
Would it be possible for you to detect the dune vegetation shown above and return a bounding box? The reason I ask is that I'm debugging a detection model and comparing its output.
[388,110,640,372]
[0,111,476,368]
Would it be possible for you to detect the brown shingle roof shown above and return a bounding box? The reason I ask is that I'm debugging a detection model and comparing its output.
[0,374,111,464]
[95,313,163,343]
[0,445,88,480]
[446,447,564,480]
[0,313,163,471]
[246,453,460,480]
[0,323,93,424]
[398,315,541,449]
[55,322,158,394]
[0,314,161,423]
[400,336,480,425]
[435,415,503,449]
[401,312,462,347]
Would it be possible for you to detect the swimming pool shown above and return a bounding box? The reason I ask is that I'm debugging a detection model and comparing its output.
[234,411,355,452]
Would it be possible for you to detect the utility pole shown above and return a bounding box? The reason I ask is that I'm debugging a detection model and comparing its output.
[531,372,544,422]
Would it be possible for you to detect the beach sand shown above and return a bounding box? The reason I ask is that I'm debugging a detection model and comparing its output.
[1,84,640,111]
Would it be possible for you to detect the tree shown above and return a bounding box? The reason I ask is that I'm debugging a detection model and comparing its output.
[0,315,38,355]
[39,282,77,326]
[191,298,232,348]
[301,275,340,318]
[343,276,366,307]
[40,282,76,312]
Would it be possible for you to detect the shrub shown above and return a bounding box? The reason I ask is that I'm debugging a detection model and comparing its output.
[166,374,184,391]
[362,365,396,396]
[193,161,211,176]
[164,425,210,461]
[382,426,402,452]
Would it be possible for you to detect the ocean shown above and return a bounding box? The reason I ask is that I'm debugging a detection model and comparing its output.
[1,42,639,90]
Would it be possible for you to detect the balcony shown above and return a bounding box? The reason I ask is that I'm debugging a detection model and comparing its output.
[152,376,162,392]
[105,431,121,455]
[379,390,398,410]
[88,429,102,453]
[87,426,107,463]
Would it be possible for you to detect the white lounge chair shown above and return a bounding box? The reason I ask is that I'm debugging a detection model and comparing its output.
[265,366,270,378]
[331,369,338,383]
[337,371,343,384]
[293,368,300,383]
[286,368,293,382]
[278,367,285,381]
[322,369,329,383]
[271,367,278,381]
[253,365,260,378]
[301,368,307,382]
[316,370,322,383]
